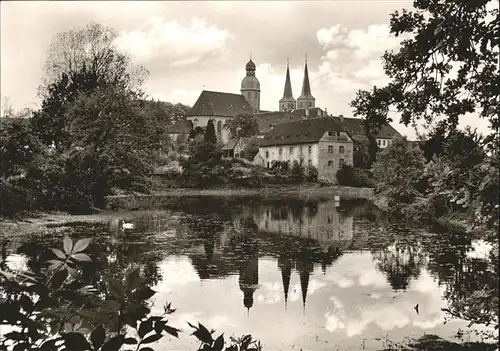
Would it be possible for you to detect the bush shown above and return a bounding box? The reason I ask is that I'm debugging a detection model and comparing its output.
[305,166,318,182]
[336,164,375,187]
[290,161,305,183]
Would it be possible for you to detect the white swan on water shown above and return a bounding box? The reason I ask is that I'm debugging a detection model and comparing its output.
[122,220,135,230]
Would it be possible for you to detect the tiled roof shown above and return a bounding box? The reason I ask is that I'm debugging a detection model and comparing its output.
[222,138,239,151]
[259,117,346,147]
[222,136,259,150]
[165,119,193,134]
[331,116,401,139]
[254,108,326,135]
[186,90,253,117]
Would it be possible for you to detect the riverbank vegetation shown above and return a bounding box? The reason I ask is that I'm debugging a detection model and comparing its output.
[351,0,499,333]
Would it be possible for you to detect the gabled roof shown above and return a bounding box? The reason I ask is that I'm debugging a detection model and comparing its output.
[165,119,193,134]
[186,90,253,117]
[331,116,401,139]
[222,138,239,151]
[254,108,326,135]
[259,117,346,147]
[222,136,258,150]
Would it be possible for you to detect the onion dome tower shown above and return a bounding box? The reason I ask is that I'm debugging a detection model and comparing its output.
[241,57,261,113]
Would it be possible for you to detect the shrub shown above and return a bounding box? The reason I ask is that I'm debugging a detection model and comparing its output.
[290,161,305,183]
[305,165,318,182]
[336,164,375,188]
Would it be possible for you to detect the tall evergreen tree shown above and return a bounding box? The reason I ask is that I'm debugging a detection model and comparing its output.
[204,119,217,144]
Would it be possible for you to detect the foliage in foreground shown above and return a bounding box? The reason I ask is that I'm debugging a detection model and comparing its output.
[0,236,262,351]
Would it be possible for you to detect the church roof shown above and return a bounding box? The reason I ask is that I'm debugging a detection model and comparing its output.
[165,119,193,134]
[331,116,401,139]
[254,108,326,135]
[259,116,347,147]
[186,90,253,117]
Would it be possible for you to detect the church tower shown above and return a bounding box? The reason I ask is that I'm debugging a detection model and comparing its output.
[297,60,315,110]
[279,61,296,111]
[241,58,260,113]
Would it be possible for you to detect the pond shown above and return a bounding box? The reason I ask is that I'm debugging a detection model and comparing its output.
[1,196,497,350]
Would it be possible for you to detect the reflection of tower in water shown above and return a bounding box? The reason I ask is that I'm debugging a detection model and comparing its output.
[278,255,293,310]
[237,219,259,313]
[296,255,314,313]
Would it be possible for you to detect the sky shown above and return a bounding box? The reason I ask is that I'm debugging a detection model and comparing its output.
[0,1,492,139]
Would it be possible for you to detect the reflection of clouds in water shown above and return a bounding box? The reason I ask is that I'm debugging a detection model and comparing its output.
[324,264,447,336]
[154,256,199,293]
[256,281,282,304]
[467,240,493,260]
[324,253,387,289]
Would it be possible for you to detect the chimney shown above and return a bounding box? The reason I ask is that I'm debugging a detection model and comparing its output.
[305,108,309,117]
[339,114,344,123]
[325,108,328,116]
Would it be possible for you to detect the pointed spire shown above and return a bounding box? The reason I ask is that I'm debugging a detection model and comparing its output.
[280,258,292,311]
[301,59,312,97]
[299,268,310,312]
[282,63,294,99]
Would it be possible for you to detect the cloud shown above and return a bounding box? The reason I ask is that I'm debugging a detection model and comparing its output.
[115,17,229,66]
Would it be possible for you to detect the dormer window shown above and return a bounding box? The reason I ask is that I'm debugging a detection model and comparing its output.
[328,131,335,136]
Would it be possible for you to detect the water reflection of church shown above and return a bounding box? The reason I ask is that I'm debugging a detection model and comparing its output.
[187,199,354,312]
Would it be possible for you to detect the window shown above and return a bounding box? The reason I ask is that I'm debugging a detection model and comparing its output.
[328,131,334,136]
[337,132,341,136]
[339,146,345,153]
[308,160,312,166]
[377,139,381,146]
[279,148,282,156]
[339,159,345,166]
[290,147,294,154]
[265,151,269,158]
[308,146,312,154]
[328,145,334,153]
[328,160,334,167]
[309,102,312,107]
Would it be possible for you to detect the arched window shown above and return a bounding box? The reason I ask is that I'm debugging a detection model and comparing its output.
[216,120,222,136]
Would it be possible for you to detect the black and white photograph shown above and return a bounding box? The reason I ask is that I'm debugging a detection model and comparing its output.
[1,1,498,350]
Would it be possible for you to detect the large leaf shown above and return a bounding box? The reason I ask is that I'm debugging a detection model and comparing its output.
[108,279,125,300]
[62,332,91,350]
[72,238,91,253]
[213,334,224,351]
[141,333,163,344]
[138,319,154,339]
[90,325,105,349]
[131,287,155,301]
[71,253,91,262]
[164,325,179,338]
[51,248,66,260]
[101,335,124,351]
[63,235,73,254]
[50,268,68,290]
[193,323,213,345]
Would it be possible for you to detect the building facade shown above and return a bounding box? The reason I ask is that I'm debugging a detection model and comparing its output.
[256,117,354,183]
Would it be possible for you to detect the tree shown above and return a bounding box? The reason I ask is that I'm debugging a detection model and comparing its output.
[241,139,259,161]
[372,136,426,203]
[62,86,160,206]
[224,113,259,138]
[0,119,41,180]
[179,139,223,187]
[204,119,217,144]
[350,0,499,230]
[42,22,147,92]
[32,22,148,151]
